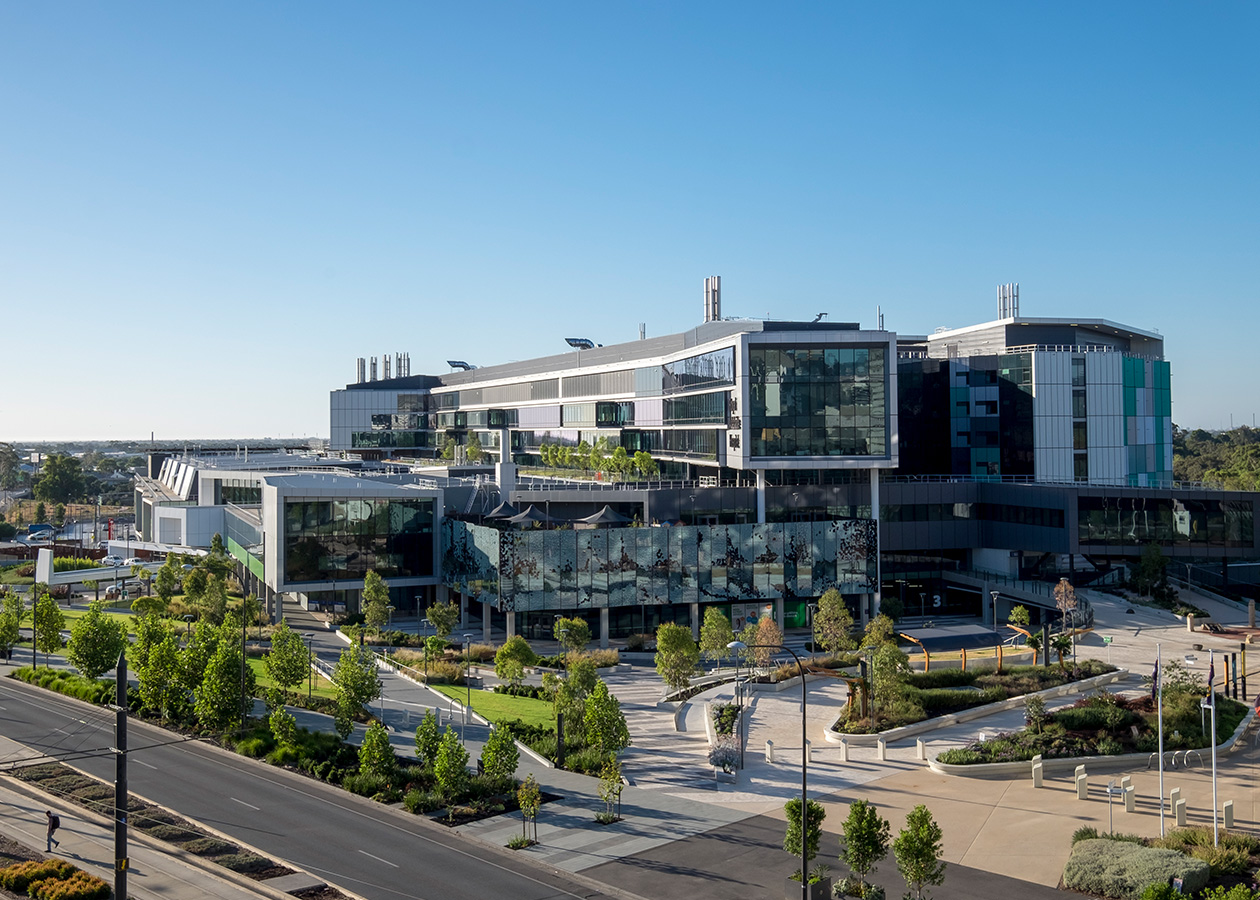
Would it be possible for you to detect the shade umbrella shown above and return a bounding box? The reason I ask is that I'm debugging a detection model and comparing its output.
[504,505,553,525]
[578,505,631,527]
[484,500,520,520]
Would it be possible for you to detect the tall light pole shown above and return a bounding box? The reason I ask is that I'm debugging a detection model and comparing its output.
[462,632,473,734]
[302,633,314,702]
[990,591,1000,634]
[729,639,810,900]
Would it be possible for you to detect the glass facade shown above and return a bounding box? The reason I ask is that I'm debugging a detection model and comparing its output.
[635,348,736,397]
[749,345,888,457]
[1078,496,1253,548]
[442,518,878,611]
[284,498,435,583]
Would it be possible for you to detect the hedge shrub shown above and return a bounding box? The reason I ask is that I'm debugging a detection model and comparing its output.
[1062,838,1210,899]
[0,860,76,892]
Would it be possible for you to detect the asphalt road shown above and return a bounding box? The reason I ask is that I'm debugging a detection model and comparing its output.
[0,677,624,900]
[584,814,1069,900]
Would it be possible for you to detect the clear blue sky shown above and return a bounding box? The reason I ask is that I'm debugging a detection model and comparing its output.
[2,2,1256,440]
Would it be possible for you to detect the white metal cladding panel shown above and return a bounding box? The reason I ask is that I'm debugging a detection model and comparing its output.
[1089,446,1124,484]
[157,513,182,545]
[1086,352,1122,386]
[1035,380,1072,419]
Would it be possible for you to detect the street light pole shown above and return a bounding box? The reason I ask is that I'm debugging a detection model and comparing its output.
[729,639,809,900]
[462,632,473,738]
[303,633,314,702]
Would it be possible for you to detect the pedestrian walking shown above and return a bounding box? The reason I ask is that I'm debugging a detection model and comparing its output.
[45,810,60,851]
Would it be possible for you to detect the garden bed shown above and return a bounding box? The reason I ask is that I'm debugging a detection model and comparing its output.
[937,690,1250,766]
[832,661,1118,736]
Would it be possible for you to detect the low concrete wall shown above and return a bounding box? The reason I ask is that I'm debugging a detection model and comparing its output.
[825,669,1129,746]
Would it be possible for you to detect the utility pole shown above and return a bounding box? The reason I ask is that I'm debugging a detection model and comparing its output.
[112,651,129,900]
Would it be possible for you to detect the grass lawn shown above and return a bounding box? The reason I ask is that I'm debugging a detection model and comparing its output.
[428,684,555,730]
[0,568,34,586]
[247,657,338,702]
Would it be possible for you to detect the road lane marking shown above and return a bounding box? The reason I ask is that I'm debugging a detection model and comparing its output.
[357,850,398,868]
[134,759,158,769]
[230,798,260,810]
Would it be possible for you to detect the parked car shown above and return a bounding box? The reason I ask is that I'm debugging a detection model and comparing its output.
[101,555,126,567]
[123,557,145,567]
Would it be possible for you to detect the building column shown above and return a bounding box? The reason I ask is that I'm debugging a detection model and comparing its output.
[506,610,515,641]
[599,607,610,649]
[775,597,785,629]
[870,468,882,617]
[459,590,468,630]
[755,469,767,524]
[690,602,701,640]
[482,600,491,643]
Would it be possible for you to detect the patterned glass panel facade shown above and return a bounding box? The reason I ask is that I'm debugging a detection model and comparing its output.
[441,519,877,610]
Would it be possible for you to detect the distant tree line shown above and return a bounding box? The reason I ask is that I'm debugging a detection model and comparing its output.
[1174,425,1260,491]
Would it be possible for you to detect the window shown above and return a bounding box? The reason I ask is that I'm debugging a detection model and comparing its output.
[1072,390,1088,419]
[1072,358,1086,388]
[1073,422,1088,451]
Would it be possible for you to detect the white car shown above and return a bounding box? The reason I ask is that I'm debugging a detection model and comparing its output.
[101,555,126,567]
[123,557,145,567]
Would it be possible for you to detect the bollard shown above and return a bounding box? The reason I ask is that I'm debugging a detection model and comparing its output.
[1120,775,1132,791]
[1075,764,1087,782]
[766,740,775,763]
[1077,773,1088,800]
[1124,785,1136,813]
[916,738,926,761]
[1032,761,1043,789]
[839,737,848,763]
[1224,800,1235,830]
[1187,614,1195,633]
[1170,787,1180,811]
[877,738,887,761]
[805,740,812,767]
[1175,798,1187,827]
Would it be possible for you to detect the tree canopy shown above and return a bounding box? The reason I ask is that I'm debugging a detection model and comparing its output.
[654,622,699,692]
[66,601,127,679]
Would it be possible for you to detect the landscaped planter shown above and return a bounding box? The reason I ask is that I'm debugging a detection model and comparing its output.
[824,668,1128,746]
[784,877,831,900]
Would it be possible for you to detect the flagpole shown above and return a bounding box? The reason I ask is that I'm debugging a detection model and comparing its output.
[1210,648,1218,847]
[1157,643,1165,838]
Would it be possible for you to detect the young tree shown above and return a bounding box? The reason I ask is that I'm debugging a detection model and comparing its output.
[53,503,66,527]
[465,432,484,463]
[183,567,209,610]
[362,571,392,633]
[358,721,397,778]
[814,588,856,655]
[494,635,538,687]
[893,805,946,900]
[861,613,897,650]
[434,726,470,802]
[783,797,826,883]
[129,612,168,673]
[333,643,382,732]
[480,723,520,782]
[584,680,631,757]
[415,709,441,767]
[840,799,890,895]
[210,532,227,556]
[699,607,734,666]
[553,616,591,655]
[733,622,760,668]
[138,633,184,722]
[754,615,784,668]
[597,757,623,821]
[425,598,459,639]
[633,451,658,478]
[265,621,311,703]
[34,502,46,525]
[195,623,255,731]
[269,706,299,750]
[154,558,179,604]
[66,601,127,679]
[0,592,26,661]
[518,774,541,843]
[32,590,65,669]
[180,619,220,691]
[654,622,700,692]
[83,579,100,603]
[1024,694,1047,733]
[871,641,910,708]
[203,574,229,625]
[1007,605,1030,630]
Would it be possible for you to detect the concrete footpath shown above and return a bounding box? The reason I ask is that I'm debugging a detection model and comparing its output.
[0,757,286,900]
